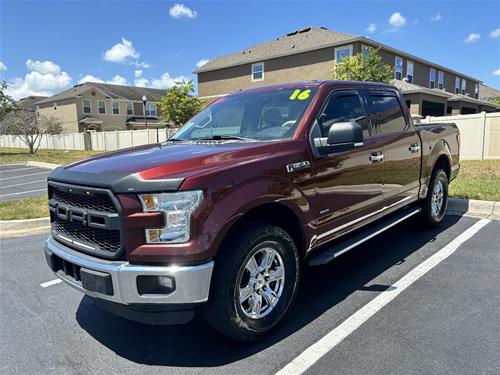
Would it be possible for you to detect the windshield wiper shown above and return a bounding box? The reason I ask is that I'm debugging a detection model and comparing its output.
[194,135,255,141]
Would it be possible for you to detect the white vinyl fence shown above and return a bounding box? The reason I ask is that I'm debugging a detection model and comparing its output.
[420,111,500,160]
[0,128,179,152]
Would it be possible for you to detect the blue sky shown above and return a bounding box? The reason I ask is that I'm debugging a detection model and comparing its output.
[1,0,499,99]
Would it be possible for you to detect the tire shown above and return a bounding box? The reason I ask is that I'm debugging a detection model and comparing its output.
[201,221,300,342]
[419,168,449,227]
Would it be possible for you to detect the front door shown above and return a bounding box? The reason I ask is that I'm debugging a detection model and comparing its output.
[309,90,385,249]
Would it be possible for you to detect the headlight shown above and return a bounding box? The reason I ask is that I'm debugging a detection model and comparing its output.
[139,190,203,244]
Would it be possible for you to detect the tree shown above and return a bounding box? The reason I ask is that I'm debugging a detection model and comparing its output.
[0,111,62,155]
[331,47,393,84]
[0,81,16,121]
[488,97,500,105]
[159,80,204,126]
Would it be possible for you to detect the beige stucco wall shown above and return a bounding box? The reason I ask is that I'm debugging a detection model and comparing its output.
[198,42,479,98]
[198,46,337,96]
[38,99,79,133]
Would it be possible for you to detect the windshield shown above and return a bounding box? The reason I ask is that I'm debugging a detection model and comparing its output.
[172,87,318,141]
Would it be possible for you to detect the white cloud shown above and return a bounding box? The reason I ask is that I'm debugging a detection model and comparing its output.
[79,74,127,85]
[134,70,143,78]
[430,13,442,21]
[196,59,209,68]
[103,37,139,63]
[493,68,500,76]
[388,12,407,29]
[108,75,127,85]
[0,62,7,71]
[151,72,190,89]
[134,78,149,87]
[5,59,72,100]
[169,3,197,19]
[79,75,104,84]
[366,23,377,34]
[489,28,500,38]
[464,33,480,43]
[26,59,61,74]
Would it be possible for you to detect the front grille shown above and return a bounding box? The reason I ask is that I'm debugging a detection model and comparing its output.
[52,217,121,253]
[51,187,117,213]
[48,182,123,259]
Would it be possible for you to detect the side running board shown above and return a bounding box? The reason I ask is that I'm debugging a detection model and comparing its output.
[307,207,422,266]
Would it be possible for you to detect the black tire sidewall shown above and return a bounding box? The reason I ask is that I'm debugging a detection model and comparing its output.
[425,169,449,225]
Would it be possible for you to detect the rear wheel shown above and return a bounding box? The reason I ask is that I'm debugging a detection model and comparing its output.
[201,222,300,342]
[420,168,449,227]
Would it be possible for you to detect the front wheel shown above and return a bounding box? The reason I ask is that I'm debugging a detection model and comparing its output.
[201,222,300,342]
[419,168,449,227]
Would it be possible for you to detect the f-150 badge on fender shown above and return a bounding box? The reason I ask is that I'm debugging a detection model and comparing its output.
[286,161,310,173]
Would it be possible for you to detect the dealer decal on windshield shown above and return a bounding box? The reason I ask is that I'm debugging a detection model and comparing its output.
[286,161,311,173]
[289,89,312,101]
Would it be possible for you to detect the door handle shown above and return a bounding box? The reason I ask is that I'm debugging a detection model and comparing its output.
[409,144,421,153]
[369,152,384,163]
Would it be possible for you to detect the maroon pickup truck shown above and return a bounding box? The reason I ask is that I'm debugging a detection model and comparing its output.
[44,81,460,342]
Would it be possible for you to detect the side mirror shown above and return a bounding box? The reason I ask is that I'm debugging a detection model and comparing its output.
[313,121,364,155]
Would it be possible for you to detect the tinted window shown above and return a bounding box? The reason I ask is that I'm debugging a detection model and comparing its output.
[368,94,407,135]
[319,93,370,137]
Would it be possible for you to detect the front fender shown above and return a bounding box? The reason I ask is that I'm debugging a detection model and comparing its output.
[202,176,313,258]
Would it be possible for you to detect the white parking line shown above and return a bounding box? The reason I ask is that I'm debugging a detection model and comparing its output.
[0,167,37,173]
[0,179,46,189]
[0,188,47,198]
[1,171,50,181]
[276,218,491,375]
[40,279,62,288]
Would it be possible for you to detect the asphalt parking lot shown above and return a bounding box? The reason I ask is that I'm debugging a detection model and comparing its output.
[0,164,50,201]
[0,215,499,375]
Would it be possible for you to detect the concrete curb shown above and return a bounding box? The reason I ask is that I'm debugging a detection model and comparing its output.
[448,198,500,220]
[25,161,60,170]
[0,217,50,239]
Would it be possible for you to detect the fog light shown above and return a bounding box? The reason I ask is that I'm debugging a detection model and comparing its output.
[137,275,175,295]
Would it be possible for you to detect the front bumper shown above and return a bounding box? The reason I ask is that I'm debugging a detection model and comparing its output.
[44,236,213,306]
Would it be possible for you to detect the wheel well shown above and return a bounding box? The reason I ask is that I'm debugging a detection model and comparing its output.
[236,203,306,259]
[433,155,451,181]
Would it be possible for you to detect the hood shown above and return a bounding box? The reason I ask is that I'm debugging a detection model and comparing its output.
[48,141,280,193]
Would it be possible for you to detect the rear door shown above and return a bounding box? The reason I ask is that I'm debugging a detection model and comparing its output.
[365,91,421,205]
[309,89,385,248]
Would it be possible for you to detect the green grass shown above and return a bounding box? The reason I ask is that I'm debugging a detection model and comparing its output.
[0,196,49,220]
[449,160,500,201]
[0,147,104,165]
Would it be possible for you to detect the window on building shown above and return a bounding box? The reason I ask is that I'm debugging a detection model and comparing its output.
[251,62,264,82]
[394,57,403,80]
[429,68,436,89]
[406,61,414,83]
[112,101,119,114]
[368,93,407,135]
[438,71,444,90]
[83,99,91,114]
[334,45,353,62]
[127,101,134,115]
[53,102,58,111]
[455,77,461,94]
[145,103,157,116]
[98,100,106,114]
[461,79,467,95]
[474,83,479,99]
[319,92,370,138]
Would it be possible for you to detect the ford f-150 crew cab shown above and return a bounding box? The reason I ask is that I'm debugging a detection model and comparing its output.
[44,80,460,342]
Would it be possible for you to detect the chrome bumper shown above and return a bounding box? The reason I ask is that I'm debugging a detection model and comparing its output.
[44,236,213,305]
